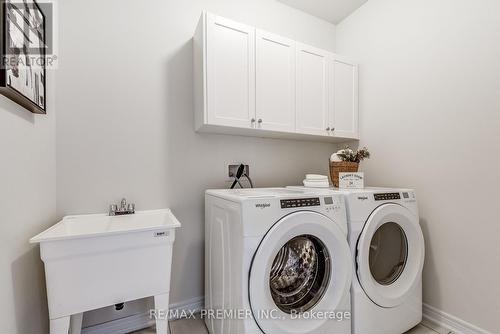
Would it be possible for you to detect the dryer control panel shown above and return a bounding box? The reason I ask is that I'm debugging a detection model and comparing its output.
[280,197,320,209]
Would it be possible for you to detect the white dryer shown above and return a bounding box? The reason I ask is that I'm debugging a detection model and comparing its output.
[289,187,425,334]
[205,188,353,334]
[345,188,424,334]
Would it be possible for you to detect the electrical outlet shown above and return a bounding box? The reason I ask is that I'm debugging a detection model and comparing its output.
[228,164,250,178]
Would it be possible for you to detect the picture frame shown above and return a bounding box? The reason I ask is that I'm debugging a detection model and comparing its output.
[0,0,46,114]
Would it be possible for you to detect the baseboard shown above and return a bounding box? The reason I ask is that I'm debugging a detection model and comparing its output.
[169,296,205,320]
[423,303,492,334]
[82,296,204,334]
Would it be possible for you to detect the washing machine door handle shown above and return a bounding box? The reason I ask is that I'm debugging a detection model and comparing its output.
[356,203,425,308]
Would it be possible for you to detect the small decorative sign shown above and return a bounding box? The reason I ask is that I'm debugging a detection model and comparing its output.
[339,172,364,189]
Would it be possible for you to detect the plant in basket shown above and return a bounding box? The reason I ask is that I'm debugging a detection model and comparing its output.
[329,146,370,187]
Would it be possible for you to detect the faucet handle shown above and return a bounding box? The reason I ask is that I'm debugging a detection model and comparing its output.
[109,204,118,216]
[127,203,135,213]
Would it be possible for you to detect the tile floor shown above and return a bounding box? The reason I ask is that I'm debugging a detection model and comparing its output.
[133,318,452,334]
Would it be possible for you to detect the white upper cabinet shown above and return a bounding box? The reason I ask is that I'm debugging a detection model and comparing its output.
[194,12,359,142]
[256,30,296,132]
[205,13,255,129]
[295,43,330,136]
[329,56,359,139]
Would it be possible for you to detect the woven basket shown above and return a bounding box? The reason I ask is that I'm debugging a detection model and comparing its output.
[329,161,359,187]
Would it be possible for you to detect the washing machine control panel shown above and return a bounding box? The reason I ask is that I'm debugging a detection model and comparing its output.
[280,197,320,209]
[374,192,401,201]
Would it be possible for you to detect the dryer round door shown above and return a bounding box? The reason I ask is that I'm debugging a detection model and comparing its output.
[249,211,352,334]
[356,203,424,308]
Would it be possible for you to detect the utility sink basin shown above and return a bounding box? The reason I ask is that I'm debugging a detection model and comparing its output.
[31,209,180,242]
[30,209,181,334]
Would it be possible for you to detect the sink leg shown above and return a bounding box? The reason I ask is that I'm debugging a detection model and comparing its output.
[50,316,70,334]
[70,313,83,334]
[154,293,170,334]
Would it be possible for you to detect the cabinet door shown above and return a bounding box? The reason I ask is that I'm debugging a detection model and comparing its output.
[330,56,359,138]
[256,30,296,132]
[296,43,330,136]
[206,13,255,128]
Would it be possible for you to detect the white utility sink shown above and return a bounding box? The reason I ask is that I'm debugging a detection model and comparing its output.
[30,209,181,334]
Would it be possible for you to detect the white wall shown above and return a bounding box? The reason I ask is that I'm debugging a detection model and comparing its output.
[55,0,337,327]
[336,0,500,332]
[0,77,56,333]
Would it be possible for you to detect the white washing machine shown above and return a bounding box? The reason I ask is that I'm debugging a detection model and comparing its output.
[288,187,425,334]
[205,188,353,334]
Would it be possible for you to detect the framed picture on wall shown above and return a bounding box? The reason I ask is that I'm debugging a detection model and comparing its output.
[0,0,46,114]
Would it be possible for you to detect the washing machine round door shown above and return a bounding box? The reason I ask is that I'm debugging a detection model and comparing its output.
[249,211,352,334]
[356,203,424,308]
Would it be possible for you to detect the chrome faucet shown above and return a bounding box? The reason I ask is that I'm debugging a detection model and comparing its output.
[109,198,135,216]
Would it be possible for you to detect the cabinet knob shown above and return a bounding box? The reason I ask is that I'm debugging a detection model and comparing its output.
[331,127,335,132]
[326,127,330,131]
[251,118,256,123]
[258,119,263,124]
